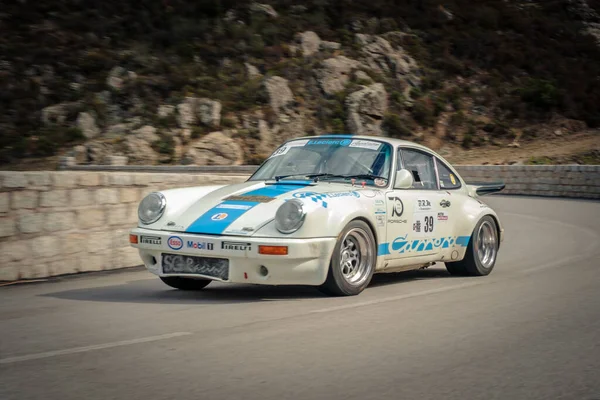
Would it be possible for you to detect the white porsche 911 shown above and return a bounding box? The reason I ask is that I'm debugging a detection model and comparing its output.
[129,135,504,296]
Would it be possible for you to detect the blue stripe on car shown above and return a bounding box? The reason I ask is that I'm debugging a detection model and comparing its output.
[185,184,308,234]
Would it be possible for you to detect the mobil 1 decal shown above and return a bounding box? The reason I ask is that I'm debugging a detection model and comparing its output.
[412,198,435,236]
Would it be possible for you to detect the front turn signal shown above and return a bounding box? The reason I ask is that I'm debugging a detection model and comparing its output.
[258,245,288,255]
[129,234,138,244]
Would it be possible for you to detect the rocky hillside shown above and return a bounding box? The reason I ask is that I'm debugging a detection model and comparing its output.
[1,0,599,167]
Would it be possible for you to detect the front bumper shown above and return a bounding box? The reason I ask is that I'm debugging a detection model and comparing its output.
[129,228,337,286]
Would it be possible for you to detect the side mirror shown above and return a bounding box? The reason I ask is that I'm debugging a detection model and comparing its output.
[394,169,414,189]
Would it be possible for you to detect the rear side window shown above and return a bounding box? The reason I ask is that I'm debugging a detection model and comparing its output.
[436,159,461,189]
[400,148,438,190]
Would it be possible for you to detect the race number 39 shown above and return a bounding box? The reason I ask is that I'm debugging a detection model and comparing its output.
[413,212,435,236]
[424,215,434,233]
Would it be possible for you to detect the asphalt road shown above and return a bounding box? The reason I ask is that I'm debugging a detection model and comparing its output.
[1,196,599,400]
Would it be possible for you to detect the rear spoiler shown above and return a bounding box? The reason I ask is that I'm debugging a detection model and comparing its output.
[466,182,506,197]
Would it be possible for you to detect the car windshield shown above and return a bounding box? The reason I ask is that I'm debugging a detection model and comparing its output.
[249,137,393,187]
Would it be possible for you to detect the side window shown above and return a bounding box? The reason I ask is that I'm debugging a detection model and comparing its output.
[436,159,461,189]
[400,148,438,190]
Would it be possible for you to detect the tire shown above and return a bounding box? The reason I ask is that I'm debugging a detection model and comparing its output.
[319,220,377,296]
[445,215,499,277]
[159,276,212,290]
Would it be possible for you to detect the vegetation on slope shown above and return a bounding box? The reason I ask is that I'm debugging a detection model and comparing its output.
[1,0,599,164]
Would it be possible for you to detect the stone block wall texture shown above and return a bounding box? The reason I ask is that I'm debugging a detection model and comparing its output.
[454,165,600,199]
[0,166,598,281]
[0,171,247,282]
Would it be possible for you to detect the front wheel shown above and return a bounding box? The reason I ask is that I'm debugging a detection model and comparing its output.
[446,215,499,276]
[160,276,212,290]
[319,220,377,296]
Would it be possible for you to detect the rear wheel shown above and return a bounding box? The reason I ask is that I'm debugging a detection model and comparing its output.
[160,276,212,290]
[446,216,499,276]
[319,220,376,296]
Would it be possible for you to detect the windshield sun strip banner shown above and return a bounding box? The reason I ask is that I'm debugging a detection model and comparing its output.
[184,184,308,235]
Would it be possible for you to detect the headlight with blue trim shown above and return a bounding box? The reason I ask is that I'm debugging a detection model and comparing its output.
[275,199,306,234]
[138,192,166,225]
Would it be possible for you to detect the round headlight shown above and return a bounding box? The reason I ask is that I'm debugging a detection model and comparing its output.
[275,199,306,234]
[138,192,166,225]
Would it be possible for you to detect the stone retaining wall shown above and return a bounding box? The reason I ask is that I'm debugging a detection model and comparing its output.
[0,171,247,282]
[455,165,600,199]
[0,166,598,282]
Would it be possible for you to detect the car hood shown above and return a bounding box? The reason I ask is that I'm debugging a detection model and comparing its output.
[155,180,375,236]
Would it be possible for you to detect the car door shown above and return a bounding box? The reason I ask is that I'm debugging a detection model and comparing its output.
[384,147,444,265]
[433,157,463,242]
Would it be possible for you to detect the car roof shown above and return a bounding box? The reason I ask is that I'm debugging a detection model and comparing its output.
[282,134,461,176]
[290,135,431,151]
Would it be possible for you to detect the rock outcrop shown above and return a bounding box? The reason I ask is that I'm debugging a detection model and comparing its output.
[245,63,261,78]
[298,31,321,57]
[124,125,160,164]
[41,102,79,125]
[316,56,361,95]
[264,76,294,113]
[176,97,222,128]
[184,131,244,165]
[566,0,600,47]
[76,112,100,139]
[157,105,175,118]
[320,41,341,51]
[249,3,278,18]
[346,83,388,136]
[355,34,420,86]
[106,66,137,91]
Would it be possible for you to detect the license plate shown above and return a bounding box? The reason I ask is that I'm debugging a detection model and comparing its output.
[161,253,229,280]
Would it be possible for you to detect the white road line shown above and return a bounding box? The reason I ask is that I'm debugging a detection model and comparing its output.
[311,281,483,314]
[0,332,192,365]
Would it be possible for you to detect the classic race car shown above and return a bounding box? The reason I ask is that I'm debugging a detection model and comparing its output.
[129,135,504,296]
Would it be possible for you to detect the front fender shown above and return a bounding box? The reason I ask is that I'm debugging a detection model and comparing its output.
[138,185,225,229]
[253,194,383,242]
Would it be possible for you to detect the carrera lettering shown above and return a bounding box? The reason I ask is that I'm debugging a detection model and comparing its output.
[222,241,252,251]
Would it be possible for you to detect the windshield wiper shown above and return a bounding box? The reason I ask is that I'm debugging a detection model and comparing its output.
[341,174,388,181]
[274,173,387,183]
[305,173,347,182]
[274,173,346,182]
[274,173,317,181]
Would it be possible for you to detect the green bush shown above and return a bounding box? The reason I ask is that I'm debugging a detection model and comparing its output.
[519,79,560,111]
[152,135,175,162]
[383,113,412,138]
[462,125,476,149]
[331,118,345,133]
[17,126,85,157]
[191,126,206,139]
[411,98,436,127]
[221,117,236,128]
[449,111,466,127]
[390,91,405,105]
